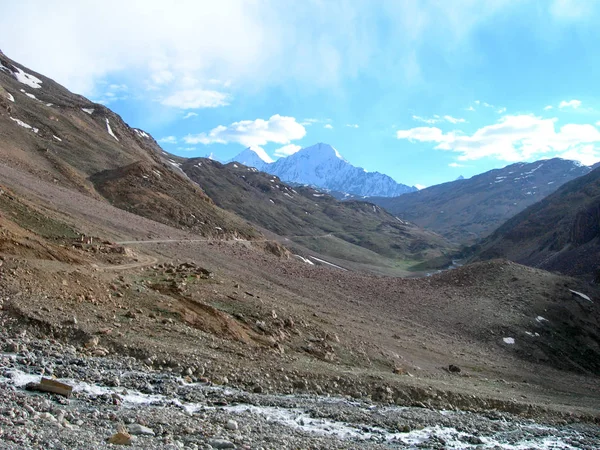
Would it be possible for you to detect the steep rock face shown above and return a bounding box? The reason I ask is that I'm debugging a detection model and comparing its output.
[231,143,416,198]
[370,158,591,244]
[472,166,600,281]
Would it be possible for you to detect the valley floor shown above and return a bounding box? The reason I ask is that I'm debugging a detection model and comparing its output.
[0,163,599,448]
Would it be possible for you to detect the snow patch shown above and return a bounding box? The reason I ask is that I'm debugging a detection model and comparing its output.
[569,290,592,302]
[10,117,38,133]
[82,108,94,115]
[6,92,14,102]
[20,90,37,100]
[503,337,515,345]
[536,316,548,323]
[105,118,119,141]
[12,66,42,89]
[309,256,347,271]
[293,255,315,265]
[52,135,62,142]
[134,129,150,138]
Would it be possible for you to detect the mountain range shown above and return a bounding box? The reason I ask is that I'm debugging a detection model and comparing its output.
[369,159,591,245]
[230,143,417,198]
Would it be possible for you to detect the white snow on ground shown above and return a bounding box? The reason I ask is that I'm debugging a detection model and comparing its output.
[105,118,119,141]
[10,117,38,133]
[503,337,515,344]
[6,92,14,102]
[293,255,315,265]
[569,289,592,302]
[134,129,150,138]
[309,256,348,271]
[52,135,62,142]
[536,316,548,323]
[12,66,42,88]
[269,199,275,204]
[20,89,37,100]
[45,103,53,107]
[82,108,94,115]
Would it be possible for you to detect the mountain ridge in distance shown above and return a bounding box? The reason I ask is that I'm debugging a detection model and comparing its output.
[230,143,417,198]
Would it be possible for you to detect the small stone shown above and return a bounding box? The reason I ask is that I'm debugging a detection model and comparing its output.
[448,364,461,373]
[128,424,155,436]
[208,439,236,449]
[225,419,238,431]
[108,431,132,446]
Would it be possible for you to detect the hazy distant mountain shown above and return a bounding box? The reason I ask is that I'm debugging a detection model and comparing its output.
[369,158,591,244]
[231,143,416,198]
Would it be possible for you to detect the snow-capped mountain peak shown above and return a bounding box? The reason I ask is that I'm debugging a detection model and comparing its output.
[230,142,415,197]
[228,146,273,169]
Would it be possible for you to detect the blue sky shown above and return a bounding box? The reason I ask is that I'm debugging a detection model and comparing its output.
[2,0,600,187]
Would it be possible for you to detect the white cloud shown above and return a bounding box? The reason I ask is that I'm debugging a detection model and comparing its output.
[448,162,465,167]
[324,124,333,129]
[274,144,302,157]
[559,99,582,109]
[544,105,553,110]
[396,114,600,164]
[183,112,198,119]
[497,107,507,114]
[413,115,465,124]
[414,184,426,190]
[444,115,466,124]
[1,0,571,99]
[184,114,306,148]
[158,136,177,144]
[413,115,440,124]
[345,124,359,128]
[161,89,230,109]
[466,106,476,112]
[301,118,320,126]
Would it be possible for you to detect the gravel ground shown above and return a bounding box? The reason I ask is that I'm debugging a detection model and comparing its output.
[1,324,599,450]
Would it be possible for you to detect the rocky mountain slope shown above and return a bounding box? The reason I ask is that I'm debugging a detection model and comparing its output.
[231,143,417,198]
[0,52,258,239]
[472,166,600,281]
[370,158,591,244]
[180,158,453,269]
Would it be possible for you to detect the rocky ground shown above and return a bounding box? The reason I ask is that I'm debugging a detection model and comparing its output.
[1,320,599,449]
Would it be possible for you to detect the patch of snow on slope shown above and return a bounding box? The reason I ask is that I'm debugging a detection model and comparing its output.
[503,337,515,345]
[536,316,548,323]
[309,256,347,271]
[6,92,14,102]
[20,89,37,100]
[569,290,592,302]
[293,255,315,265]
[134,129,149,138]
[82,108,94,115]
[10,117,38,133]
[105,118,119,141]
[12,66,42,88]
[52,135,62,142]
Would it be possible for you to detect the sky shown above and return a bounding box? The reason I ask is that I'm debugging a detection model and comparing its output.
[2,0,600,187]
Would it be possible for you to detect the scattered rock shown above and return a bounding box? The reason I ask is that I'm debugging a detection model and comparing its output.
[208,439,236,449]
[225,419,238,431]
[26,378,73,398]
[448,365,461,373]
[128,423,155,436]
[107,431,132,446]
